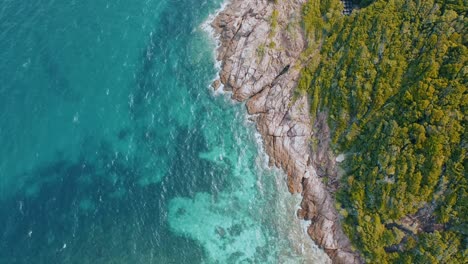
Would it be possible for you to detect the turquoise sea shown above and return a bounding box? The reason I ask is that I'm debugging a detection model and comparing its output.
[0,0,328,263]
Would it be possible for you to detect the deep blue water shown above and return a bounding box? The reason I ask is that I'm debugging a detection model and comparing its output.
[0,0,328,263]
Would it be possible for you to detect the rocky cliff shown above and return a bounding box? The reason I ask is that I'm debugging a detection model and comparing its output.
[211,0,361,263]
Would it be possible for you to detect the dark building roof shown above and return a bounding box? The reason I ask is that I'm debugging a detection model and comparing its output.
[342,0,354,15]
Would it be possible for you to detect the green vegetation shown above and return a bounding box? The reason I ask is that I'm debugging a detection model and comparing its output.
[299,0,467,262]
[257,43,266,59]
[270,9,280,38]
[269,41,276,49]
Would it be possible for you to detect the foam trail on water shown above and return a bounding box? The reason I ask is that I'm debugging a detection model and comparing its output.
[201,1,229,96]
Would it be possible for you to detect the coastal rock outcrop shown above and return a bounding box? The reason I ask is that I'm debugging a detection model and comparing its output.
[211,0,361,263]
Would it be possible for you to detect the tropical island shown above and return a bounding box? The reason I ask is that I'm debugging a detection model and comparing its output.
[212,0,466,262]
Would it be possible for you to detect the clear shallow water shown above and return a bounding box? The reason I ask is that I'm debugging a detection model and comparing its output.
[0,0,328,263]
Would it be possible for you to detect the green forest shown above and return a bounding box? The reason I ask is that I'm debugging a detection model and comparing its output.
[297,0,467,262]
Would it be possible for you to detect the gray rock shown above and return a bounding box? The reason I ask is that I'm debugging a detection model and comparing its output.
[211,79,221,91]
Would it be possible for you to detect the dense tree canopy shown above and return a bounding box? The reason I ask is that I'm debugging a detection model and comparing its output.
[299,0,467,262]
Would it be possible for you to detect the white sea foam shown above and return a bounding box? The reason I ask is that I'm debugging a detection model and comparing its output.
[201,1,229,96]
[200,1,228,53]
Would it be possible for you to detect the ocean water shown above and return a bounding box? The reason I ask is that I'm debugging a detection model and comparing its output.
[0,0,329,263]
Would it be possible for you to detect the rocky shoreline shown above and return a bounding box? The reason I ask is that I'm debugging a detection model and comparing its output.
[211,0,361,263]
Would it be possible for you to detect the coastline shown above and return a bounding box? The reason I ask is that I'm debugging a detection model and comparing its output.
[202,5,332,263]
[208,0,361,263]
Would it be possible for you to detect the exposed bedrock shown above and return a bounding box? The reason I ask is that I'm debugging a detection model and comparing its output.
[212,0,361,263]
